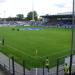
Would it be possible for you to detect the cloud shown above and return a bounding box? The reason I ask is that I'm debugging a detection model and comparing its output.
[0,0,6,3]
[55,4,65,8]
[0,0,72,18]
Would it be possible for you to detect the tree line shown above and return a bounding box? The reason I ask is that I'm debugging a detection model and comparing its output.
[0,11,39,21]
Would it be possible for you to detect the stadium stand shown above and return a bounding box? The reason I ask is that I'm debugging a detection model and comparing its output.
[41,12,74,27]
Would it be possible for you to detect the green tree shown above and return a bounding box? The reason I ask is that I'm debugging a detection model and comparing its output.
[26,11,38,21]
[16,14,24,19]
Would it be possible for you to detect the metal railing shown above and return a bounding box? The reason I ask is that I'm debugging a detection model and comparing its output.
[0,52,75,75]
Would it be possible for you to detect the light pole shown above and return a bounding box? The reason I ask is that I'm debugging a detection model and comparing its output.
[32,0,35,21]
[69,0,75,75]
[4,11,6,23]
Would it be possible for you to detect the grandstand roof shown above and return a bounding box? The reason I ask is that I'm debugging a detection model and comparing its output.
[57,12,72,15]
[41,12,72,18]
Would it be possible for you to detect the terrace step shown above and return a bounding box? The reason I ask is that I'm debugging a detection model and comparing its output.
[0,52,30,75]
[0,69,6,75]
[30,65,64,75]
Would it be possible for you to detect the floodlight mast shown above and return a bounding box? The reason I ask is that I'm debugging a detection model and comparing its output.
[69,0,75,75]
[32,0,35,21]
[4,11,6,22]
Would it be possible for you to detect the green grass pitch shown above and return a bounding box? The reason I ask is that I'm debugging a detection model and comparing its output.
[0,26,72,68]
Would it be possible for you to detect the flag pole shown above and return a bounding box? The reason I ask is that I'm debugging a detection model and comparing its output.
[69,0,74,75]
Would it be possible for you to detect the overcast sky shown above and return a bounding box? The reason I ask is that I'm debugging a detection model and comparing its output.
[0,0,72,18]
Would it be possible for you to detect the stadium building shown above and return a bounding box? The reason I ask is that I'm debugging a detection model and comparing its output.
[41,12,73,27]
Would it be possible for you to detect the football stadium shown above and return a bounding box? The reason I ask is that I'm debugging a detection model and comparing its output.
[0,0,75,75]
[0,13,74,74]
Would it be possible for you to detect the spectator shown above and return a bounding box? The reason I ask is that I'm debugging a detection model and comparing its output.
[64,63,69,75]
[45,57,49,72]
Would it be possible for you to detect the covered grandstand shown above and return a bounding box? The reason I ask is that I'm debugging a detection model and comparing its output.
[41,12,73,27]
